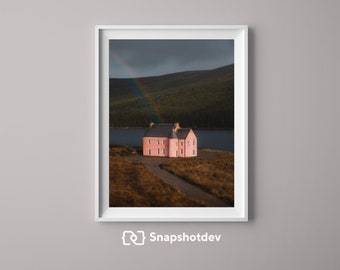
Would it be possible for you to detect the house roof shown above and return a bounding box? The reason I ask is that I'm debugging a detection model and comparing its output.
[143,124,174,138]
[176,128,191,139]
[143,123,192,139]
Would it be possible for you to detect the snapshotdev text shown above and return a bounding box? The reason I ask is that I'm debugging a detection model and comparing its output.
[149,232,221,244]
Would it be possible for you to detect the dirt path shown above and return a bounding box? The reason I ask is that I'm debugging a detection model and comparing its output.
[127,153,228,207]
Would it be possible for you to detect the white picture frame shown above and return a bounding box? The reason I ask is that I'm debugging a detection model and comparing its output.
[95,25,248,222]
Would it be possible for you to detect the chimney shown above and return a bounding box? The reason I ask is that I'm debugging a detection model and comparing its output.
[149,122,155,128]
[173,122,180,132]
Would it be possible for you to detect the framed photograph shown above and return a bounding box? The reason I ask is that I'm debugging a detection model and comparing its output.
[95,25,248,221]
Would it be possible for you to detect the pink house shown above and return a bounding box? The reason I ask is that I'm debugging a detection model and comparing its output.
[143,123,197,158]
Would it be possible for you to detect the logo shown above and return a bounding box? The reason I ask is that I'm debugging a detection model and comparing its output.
[122,231,146,246]
[122,230,222,246]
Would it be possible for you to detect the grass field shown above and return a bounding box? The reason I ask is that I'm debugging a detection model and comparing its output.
[109,146,206,207]
[160,150,234,206]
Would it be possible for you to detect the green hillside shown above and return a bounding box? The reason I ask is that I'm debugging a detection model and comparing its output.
[109,64,234,129]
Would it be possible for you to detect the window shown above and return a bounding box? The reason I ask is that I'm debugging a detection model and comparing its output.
[157,140,160,145]
[148,149,151,155]
[176,150,178,157]
[176,142,178,146]
[187,141,190,146]
[193,140,195,145]
[180,149,183,154]
[163,149,165,154]
[193,150,195,155]
[180,141,183,146]
[148,139,151,144]
[163,140,165,144]
[157,149,160,155]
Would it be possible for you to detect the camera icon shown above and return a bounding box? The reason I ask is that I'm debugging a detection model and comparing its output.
[122,231,146,246]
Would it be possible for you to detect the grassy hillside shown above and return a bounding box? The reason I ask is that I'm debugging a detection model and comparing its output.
[160,150,234,206]
[110,65,234,129]
[109,146,207,207]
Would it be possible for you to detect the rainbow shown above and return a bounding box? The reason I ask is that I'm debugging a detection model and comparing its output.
[109,47,164,124]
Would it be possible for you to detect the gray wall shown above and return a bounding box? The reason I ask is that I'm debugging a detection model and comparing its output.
[0,0,339,269]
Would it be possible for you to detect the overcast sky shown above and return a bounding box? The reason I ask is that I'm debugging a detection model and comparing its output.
[109,40,234,78]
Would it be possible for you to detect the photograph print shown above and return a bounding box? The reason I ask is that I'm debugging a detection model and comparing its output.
[109,39,235,207]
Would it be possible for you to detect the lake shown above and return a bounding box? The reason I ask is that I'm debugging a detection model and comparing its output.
[110,128,234,152]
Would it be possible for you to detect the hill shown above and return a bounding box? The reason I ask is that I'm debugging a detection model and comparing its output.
[109,64,234,129]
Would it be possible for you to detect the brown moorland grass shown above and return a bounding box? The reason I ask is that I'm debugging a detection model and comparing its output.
[109,146,206,207]
[160,150,234,206]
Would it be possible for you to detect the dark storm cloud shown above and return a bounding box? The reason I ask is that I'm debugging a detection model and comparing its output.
[109,40,234,78]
